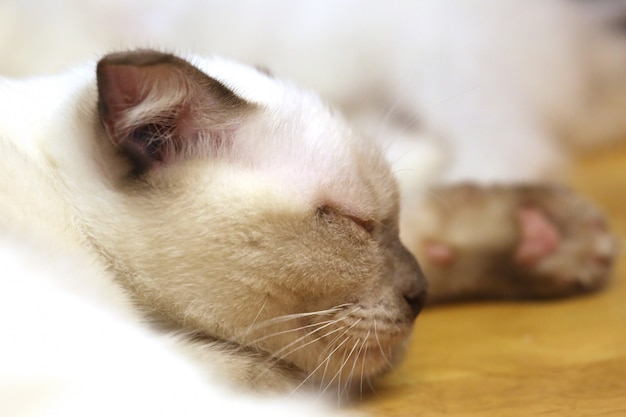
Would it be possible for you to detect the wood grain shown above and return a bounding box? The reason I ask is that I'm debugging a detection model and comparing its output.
[359,145,626,416]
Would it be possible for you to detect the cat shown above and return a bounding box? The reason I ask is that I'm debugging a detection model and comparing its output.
[0,49,428,416]
[1,1,624,415]
[0,46,616,417]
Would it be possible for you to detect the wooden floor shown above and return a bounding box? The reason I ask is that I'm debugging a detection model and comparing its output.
[359,145,626,416]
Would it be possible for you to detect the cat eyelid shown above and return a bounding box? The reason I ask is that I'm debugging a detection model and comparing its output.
[317,205,377,234]
[345,214,377,234]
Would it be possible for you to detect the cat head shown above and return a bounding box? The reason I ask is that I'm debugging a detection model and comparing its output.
[86,49,426,393]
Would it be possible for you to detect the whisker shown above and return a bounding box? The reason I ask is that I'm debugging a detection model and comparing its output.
[247,303,354,332]
[289,333,352,396]
[342,332,369,399]
[268,315,352,363]
[374,319,393,368]
[338,337,365,405]
[247,319,335,346]
[258,306,362,389]
[380,309,402,334]
[319,348,333,394]
[325,340,358,404]
[335,348,350,406]
[274,306,363,396]
[314,306,363,388]
[359,330,371,399]
[255,325,349,392]
[242,297,267,338]
[269,324,347,368]
[317,318,363,398]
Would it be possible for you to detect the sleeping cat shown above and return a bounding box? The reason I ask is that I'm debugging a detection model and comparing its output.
[0,49,426,416]
[0,48,616,416]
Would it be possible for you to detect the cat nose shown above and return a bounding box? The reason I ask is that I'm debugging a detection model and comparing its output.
[400,260,428,319]
[405,288,428,318]
[389,239,429,319]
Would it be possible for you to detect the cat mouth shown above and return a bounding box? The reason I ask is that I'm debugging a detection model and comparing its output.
[192,324,409,395]
[286,332,409,388]
[191,304,413,391]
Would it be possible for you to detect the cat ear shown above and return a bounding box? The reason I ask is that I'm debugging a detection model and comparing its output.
[96,49,252,173]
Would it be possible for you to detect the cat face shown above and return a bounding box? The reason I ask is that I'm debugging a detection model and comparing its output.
[86,50,426,392]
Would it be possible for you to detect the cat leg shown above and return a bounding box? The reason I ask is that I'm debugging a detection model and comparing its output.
[400,184,617,303]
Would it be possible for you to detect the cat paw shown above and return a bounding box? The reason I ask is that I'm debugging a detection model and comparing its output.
[407,184,618,301]
[508,185,617,296]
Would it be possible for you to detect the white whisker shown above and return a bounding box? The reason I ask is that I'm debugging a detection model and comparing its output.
[242,297,267,338]
[247,303,354,332]
[269,324,347,367]
[338,338,364,404]
[317,318,363,398]
[336,348,350,405]
[374,319,392,368]
[359,330,371,399]
[268,315,351,363]
[342,332,369,399]
[255,324,349,390]
[315,307,363,381]
[247,319,335,346]
[327,339,358,404]
[289,333,352,397]
[380,309,402,333]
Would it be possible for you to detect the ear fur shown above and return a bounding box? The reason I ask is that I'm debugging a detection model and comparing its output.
[96,49,252,173]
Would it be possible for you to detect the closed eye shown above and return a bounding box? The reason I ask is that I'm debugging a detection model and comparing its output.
[317,205,376,235]
[344,214,376,234]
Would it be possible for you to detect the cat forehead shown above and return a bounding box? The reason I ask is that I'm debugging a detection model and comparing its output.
[244,103,397,221]
[187,55,398,219]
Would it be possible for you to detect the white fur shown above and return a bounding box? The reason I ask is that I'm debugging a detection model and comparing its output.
[0,53,397,416]
[0,56,362,416]
[0,237,337,417]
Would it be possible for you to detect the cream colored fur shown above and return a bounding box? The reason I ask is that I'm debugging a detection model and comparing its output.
[0,52,423,416]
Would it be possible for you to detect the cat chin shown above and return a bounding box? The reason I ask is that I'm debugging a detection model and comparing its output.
[291,326,414,392]
[185,330,404,396]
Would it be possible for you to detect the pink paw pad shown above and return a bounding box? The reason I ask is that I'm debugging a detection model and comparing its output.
[423,240,455,266]
[514,207,560,265]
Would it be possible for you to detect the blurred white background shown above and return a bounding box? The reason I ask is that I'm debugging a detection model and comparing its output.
[2,0,626,184]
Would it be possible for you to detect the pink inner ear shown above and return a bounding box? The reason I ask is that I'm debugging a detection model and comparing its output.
[98,65,149,146]
[97,57,201,171]
[97,50,252,173]
[101,65,145,106]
